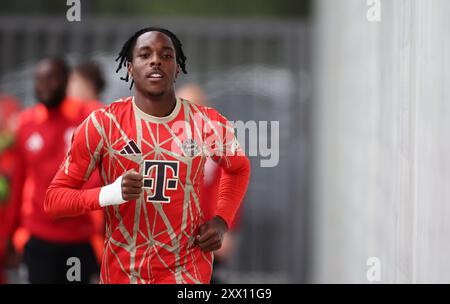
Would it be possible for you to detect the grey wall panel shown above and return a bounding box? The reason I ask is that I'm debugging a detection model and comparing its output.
[313,0,450,283]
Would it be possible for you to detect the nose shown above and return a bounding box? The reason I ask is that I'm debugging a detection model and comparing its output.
[150,54,162,67]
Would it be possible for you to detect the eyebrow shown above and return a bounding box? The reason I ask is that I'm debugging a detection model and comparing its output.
[137,46,174,52]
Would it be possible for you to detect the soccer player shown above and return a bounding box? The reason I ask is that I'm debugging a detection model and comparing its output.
[0,95,21,283]
[66,60,107,263]
[44,27,251,284]
[5,58,100,283]
[67,60,106,103]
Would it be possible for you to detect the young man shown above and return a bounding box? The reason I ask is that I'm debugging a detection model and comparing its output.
[44,27,251,284]
[67,60,106,103]
[6,58,100,283]
[0,95,21,283]
[66,60,107,263]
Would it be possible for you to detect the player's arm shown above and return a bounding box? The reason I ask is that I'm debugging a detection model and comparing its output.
[45,169,142,218]
[44,111,143,219]
[196,110,251,252]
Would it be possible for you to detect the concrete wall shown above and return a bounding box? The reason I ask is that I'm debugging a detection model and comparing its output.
[313,0,450,283]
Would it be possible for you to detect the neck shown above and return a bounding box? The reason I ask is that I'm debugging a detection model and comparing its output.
[134,90,177,117]
[42,99,64,112]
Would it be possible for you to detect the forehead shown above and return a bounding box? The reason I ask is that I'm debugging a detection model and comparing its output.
[134,31,175,51]
[36,60,65,76]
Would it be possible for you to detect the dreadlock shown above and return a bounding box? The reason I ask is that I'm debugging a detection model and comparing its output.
[115,27,187,90]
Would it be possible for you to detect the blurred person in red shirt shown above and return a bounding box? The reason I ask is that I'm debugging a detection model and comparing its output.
[0,95,21,283]
[67,60,105,105]
[5,57,102,283]
[67,60,106,264]
[177,84,242,284]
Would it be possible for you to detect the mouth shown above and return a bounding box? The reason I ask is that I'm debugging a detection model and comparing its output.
[145,70,165,80]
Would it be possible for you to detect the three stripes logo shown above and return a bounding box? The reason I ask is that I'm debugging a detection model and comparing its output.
[120,140,141,155]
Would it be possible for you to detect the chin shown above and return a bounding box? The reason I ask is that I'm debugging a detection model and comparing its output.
[41,99,63,108]
[147,90,165,97]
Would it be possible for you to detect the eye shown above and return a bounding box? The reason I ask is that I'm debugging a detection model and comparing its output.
[139,53,150,59]
[162,54,173,59]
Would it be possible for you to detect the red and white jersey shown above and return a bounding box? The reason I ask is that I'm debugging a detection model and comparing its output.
[60,96,249,284]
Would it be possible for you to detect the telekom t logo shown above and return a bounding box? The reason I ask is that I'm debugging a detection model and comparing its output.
[143,160,179,203]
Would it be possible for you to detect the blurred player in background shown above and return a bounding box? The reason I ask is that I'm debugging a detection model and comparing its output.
[67,60,107,264]
[0,95,21,283]
[177,84,241,284]
[67,60,106,104]
[45,27,250,284]
[5,57,101,283]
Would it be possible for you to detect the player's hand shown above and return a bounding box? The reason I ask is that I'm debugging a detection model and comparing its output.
[195,216,229,252]
[121,169,144,201]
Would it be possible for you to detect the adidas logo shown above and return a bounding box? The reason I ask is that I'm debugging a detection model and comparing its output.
[120,140,141,155]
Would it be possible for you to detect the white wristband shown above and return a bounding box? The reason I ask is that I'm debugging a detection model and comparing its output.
[99,175,126,207]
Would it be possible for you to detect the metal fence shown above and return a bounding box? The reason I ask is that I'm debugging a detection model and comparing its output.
[0,16,311,283]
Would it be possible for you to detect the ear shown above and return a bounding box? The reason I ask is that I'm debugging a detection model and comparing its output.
[127,62,133,79]
[175,65,180,80]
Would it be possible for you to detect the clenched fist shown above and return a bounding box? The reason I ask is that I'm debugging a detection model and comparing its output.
[121,169,144,201]
[195,216,229,252]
